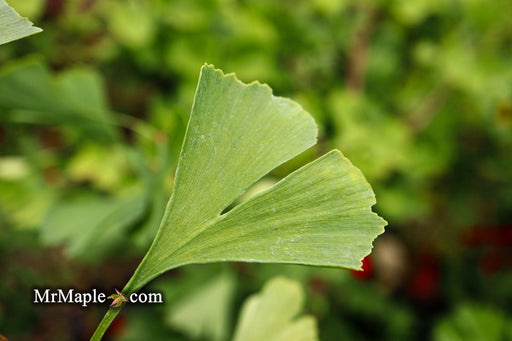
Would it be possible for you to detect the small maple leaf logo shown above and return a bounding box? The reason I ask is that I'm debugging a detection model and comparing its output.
[108,289,128,308]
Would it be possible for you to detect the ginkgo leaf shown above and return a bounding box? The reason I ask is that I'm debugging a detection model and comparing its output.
[121,64,385,293]
[123,64,318,291]
[92,65,386,340]
[167,274,235,341]
[233,276,318,341]
[0,0,41,45]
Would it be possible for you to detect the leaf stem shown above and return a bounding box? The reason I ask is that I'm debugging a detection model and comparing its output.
[90,304,125,341]
[89,259,151,340]
[89,202,172,340]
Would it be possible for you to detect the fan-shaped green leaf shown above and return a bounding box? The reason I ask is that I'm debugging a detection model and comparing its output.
[122,65,385,293]
[92,65,386,341]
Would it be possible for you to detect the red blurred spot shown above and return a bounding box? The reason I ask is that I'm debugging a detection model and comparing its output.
[407,255,439,301]
[462,224,512,247]
[0,126,5,148]
[105,314,126,338]
[463,224,512,276]
[350,256,373,280]
[44,0,65,19]
[479,251,503,276]
[37,127,65,150]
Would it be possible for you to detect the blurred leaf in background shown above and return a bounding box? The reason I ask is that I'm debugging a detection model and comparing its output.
[1,0,511,340]
[233,276,318,341]
[0,59,118,142]
[434,303,512,341]
[167,273,235,341]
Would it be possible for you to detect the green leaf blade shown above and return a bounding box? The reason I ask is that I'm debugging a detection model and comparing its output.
[169,150,386,270]
[0,0,42,45]
[124,65,385,293]
[166,64,316,240]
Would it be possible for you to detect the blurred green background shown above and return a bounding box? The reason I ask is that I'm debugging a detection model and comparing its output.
[1,0,511,340]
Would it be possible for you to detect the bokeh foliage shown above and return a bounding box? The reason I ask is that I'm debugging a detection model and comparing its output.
[0,0,511,340]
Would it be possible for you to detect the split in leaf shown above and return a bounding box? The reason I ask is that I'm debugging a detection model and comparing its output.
[92,65,386,340]
[122,65,386,293]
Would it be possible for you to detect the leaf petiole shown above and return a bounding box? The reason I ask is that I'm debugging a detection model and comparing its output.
[90,305,124,341]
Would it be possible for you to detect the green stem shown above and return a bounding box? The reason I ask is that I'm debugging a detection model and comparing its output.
[90,206,168,340]
[89,259,150,340]
[90,304,125,341]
